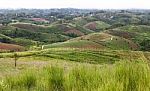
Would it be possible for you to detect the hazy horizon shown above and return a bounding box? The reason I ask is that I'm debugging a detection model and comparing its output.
[0,0,149,9]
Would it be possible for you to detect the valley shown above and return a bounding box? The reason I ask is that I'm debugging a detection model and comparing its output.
[0,9,150,91]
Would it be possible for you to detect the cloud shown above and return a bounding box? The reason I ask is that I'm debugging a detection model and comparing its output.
[0,0,149,9]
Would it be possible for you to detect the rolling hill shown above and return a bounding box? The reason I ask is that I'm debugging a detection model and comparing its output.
[84,21,110,31]
[1,9,150,91]
[0,23,73,47]
[106,25,150,51]
[0,13,150,52]
[44,32,139,51]
[0,21,95,51]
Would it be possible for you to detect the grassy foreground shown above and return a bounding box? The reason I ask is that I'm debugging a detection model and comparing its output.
[0,60,150,91]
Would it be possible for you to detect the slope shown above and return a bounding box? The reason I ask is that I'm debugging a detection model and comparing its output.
[44,32,138,51]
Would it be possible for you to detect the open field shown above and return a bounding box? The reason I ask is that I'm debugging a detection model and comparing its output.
[0,46,150,90]
[0,52,150,91]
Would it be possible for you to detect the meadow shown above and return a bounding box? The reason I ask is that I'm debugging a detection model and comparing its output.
[0,48,150,91]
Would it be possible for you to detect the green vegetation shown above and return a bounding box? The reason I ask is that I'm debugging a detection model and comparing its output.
[44,32,138,51]
[0,44,150,91]
[1,9,150,91]
[107,25,150,51]
[84,21,110,31]
[0,48,148,64]
[140,39,150,51]
[44,40,104,49]
[73,17,97,26]
[0,24,69,46]
[1,60,150,91]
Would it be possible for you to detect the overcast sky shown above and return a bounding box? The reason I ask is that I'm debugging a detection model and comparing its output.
[0,0,149,9]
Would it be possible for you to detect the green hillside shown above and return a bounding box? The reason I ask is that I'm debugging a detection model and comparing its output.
[106,25,150,51]
[73,16,97,26]
[44,32,138,51]
[44,40,105,49]
[84,21,110,31]
[0,24,70,47]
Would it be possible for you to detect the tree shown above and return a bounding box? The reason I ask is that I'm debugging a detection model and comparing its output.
[140,39,150,51]
[1,20,11,26]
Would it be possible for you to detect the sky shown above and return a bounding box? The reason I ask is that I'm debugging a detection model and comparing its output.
[0,0,149,9]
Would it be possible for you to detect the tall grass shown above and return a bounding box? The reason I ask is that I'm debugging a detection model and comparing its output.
[1,60,150,91]
[5,70,36,91]
[45,66,65,91]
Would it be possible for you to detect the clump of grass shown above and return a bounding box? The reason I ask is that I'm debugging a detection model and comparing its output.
[65,66,101,91]
[44,66,65,91]
[21,71,37,90]
[0,79,8,91]
[5,70,37,91]
[114,61,150,91]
